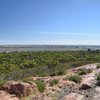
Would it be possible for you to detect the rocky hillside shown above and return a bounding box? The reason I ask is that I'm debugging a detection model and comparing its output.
[0,63,100,100]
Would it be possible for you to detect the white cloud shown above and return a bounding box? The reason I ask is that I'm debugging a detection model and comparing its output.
[40,32,100,37]
[10,30,100,37]
[16,31,100,37]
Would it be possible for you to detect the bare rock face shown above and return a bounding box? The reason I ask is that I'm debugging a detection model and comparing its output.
[2,81,38,97]
[63,93,84,100]
[70,64,97,74]
[0,91,19,100]
[80,73,96,90]
[93,87,100,100]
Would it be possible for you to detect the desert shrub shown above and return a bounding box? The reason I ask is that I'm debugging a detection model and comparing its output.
[6,69,23,80]
[96,73,100,86]
[22,77,32,82]
[35,80,46,93]
[56,64,67,75]
[0,79,6,88]
[68,74,81,83]
[38,72,49,77]
[78,69,87,75]
[78,68,92,75]
[50,72,57,76]
[57,70,65,75]
[0,74,6,88]
[32,66,50,77]
[49,79,59,86]
[87,69,92,73]
[71,61,82,68]
[97,73,100,80]
[97,64,100,69]
[49,64,66,76]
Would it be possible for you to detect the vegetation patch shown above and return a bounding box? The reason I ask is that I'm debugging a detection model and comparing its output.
[96,73,100,86]
[22,77,33,82]
[68,74,82,83]
[97,64,100,69]
[0,50,99,81]
[78,68,92,75]
[34,80,46,93]
[0,79,6,88]
[49,79,59,86]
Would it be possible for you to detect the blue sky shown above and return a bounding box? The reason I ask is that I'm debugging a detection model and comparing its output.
[0,0,100,45]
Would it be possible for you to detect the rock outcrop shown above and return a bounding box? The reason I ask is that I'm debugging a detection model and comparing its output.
[0,91,19,100]
[2,81,38,97]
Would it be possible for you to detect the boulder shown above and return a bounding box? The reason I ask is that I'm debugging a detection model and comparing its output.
[0,90,19,100]
[79,84,91,90]
[2,81,38,97]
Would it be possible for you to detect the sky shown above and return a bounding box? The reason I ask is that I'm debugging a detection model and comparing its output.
[0,0,100,45]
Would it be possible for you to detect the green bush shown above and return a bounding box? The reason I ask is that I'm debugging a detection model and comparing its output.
[49,79,59,86]
[0,79,6,88]
[78,69,86,75]
[0,74,6,88]
[57,70,65,75]
[50,72,57,76]
[97,64,100,69]
[96,73,100,86]
[22,77,32,82]
[97,73,100,81]
[38,72,49,77]
[78,68,92,75]
[35,80,46,93]
[68,74,81,83]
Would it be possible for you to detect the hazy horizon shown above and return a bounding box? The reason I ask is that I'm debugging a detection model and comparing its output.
[0,44,100,46]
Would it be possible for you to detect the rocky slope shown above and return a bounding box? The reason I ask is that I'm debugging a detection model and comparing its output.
[0,63,100,100]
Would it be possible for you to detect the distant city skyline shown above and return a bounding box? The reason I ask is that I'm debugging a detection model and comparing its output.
[0,0,100,45]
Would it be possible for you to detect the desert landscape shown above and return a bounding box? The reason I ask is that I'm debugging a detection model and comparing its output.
[0,0,100,100]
